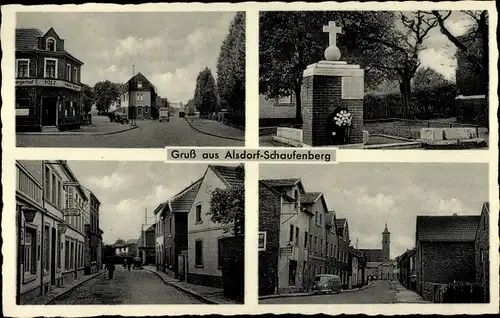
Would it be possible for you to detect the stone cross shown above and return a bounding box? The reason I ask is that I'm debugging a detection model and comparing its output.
[323,21,342,48]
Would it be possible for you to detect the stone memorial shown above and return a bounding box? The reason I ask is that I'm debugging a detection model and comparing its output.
[301,21,365,146]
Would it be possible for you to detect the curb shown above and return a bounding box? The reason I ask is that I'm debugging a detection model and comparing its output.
[185,118,245,142]
[259,283,375,300]
[17,125,138,136]
[144,268,217,304]
[43,270,106,305]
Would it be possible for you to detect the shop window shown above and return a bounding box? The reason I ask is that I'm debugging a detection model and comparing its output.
[16,59,30,78]
[195,240,203,266]
[46,38,56,51]
[16,98,31,109]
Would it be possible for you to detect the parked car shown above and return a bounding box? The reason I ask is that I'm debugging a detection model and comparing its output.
[312,274,342,294]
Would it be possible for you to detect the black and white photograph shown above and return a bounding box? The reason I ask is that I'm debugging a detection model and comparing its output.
[259,11,489,149]
[15,160,245,304]
[258,163,489,304]
[15,11,245,148]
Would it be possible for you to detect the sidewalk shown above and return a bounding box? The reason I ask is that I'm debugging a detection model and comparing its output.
[17,116,138,136]
[26,270,105,305]
[258,281,374,300]
[185,117,245,141]
[143,266,242,304]
[390,280,429,303]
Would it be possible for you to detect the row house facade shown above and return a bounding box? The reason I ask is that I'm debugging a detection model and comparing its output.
[15,28,84,132]
[82,187,103,274]
[258,177,364,296]
[16,160,89,304]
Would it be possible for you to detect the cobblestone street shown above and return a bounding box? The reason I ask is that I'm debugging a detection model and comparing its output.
[16,117,244,148]
[52,267,203,304]
[260,280,396,304]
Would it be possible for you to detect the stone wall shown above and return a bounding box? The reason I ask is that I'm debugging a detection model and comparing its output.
[301,75,363,146]
[258,183,281,296]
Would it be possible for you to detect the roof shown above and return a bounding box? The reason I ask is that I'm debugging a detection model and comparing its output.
[16,28,43,50]
[17,160,43,184]
[359,249,385,263]
[169,178,203,213]
[146,224,156,232]
[416,215,481,242]
[210,165,244,187]
[301,192,322,204]
[126,239,137,244]
[336,218,346,231]
[258,180,294,202]
[261,178,301,188]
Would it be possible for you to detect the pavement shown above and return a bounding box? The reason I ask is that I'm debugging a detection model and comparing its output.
[185,117,245,141]
[17,116,137,136]
[390,280,429,303]
[259,280,396,304]
[26,270,106,305]
[50,266,203,304]
[143,266,242,304]
[16,116,244,148]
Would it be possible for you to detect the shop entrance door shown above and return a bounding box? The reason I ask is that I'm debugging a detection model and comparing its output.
[42,97,58,126]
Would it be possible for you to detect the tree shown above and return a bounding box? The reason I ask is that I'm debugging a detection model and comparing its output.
[430,10,488,93]
[115,238,125,244]
[94,80,121,114]
[259,11,396,123]
[81,84,95,114]
[193,67,219,115]
[208,166,245,235]
[162,96,170,108]
[412,67,452,90]
[217,12,246,126]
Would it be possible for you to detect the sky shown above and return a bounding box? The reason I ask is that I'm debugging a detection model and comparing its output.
[67,161,210,245]
[260,163,489,259]
[16,11,236,103]
[395,11,478,81]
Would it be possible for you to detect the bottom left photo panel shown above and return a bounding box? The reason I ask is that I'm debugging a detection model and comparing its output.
[14,160,245,305]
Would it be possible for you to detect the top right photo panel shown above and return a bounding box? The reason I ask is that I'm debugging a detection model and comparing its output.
[258,10,490,149]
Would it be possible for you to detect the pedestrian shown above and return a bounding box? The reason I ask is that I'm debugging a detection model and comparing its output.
[107,258,116,280]
[124,258,127,269]
[127,258,132,271]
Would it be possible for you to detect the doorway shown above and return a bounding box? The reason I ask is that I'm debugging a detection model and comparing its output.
[51,228,56,285]
[42,97,58,126]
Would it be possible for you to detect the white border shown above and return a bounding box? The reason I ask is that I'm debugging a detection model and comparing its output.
[2,1,499,316]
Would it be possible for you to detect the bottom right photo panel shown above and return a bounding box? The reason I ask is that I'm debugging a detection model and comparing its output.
[258,163,490,304]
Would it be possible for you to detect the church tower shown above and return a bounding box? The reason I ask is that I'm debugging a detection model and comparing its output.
[382,223,391,262]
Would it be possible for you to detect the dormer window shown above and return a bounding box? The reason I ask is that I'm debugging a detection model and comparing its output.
[46,38,56,51]
[137,81,142,89]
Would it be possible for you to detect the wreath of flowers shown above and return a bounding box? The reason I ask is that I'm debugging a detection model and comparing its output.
[333,109,352,127]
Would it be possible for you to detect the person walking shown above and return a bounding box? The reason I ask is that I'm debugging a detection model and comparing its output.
[107,258,116,280]
[127,258,132,271]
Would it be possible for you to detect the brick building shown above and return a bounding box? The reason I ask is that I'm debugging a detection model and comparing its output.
[475,202,490,302]
[119,72,159,120]
[335,218,351,287]
[15,28,84,132]
[415,214,480,297]
[187,165,244,288]
[398,248,417,291]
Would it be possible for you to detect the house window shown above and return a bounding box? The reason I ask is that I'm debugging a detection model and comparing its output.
[44,58,58,78]
[57,180,62,207]
[145,106,149,113]
[480,249,484,263]
[16,59,30,78]
[44,225,50,271]
[320,239,323,256]
[289,225,294,242]
[195,240,203,266]
[57,233,62,269]
[309,234,312,250]
[288,260,297,285]
[67,64,72,81]
[314,236,317,253]
[195,204,202,222]
[51,174,56,204]
[295,227,299,245]
[24,227,37,275]
[44,166,50,200]
[137,81,142,89]
[304,231,308,249]
[74,67,78,82]
[315,212,318,225]
[319,213,322,226]
[293,189,298,209]
[46,38,56,51]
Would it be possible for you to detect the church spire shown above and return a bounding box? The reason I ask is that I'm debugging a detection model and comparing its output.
[383,222,390,234]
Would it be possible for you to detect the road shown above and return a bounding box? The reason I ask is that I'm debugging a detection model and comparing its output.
[260,280,396,304]
[16,117,244,148]
[52,267,203,304]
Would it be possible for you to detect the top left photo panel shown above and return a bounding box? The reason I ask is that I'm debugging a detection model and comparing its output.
[14,10,246,148]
